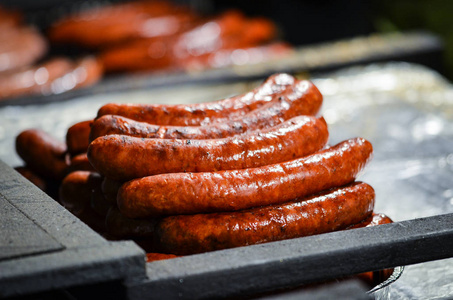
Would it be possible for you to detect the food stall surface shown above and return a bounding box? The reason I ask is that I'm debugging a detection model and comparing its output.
[0,62,452,299]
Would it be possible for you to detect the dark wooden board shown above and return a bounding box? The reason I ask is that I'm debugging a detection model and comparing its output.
[0,194,63,261]
[0,160,146,299]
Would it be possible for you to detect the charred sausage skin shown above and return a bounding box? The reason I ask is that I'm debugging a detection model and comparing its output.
[96,73,296,126]
[66,120,93,156]
[155,182,375,255]
[347,213,393,229]
[118,137,373,218]
[15,129,69,181]
[89,79,322,141]
[59,171,102,216]
[88,115,329,181]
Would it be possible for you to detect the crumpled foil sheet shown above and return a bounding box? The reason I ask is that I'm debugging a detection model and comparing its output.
[313,63,453,299]
[0,62,452,299]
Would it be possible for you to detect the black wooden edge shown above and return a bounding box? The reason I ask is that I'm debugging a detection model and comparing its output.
[0,31,443,108]
[0,159,105,249]
[0,160,147,298]
[127,213,453,300]
[0,241,146,298]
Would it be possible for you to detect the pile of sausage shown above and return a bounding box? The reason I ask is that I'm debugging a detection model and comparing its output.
[14,73,393,259]
[48,1,291,73]
[0,6,102,101]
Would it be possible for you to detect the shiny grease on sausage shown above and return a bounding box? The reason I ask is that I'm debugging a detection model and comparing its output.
[88,115,329,181]
[118,137,373,218]
[96,73,296,126]
[155,182,375,255]
[15,129,69,181]
[89,79,323,141]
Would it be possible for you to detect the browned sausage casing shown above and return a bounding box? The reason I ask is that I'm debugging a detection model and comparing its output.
[96,73,296,126]
[14,166,47,191]
[105,207,157,238]
[68,153,96,173]
[155,182,375,255]
[89,79,322,141]
[59,171,102,216]
[90,183,112,217]
[118,137,373,218]
[101,177,123,205]
[146,253,178,262]
[66,120,93,156]
[15,129,69,181]
[347,213,393,229]
[88,115,328,181]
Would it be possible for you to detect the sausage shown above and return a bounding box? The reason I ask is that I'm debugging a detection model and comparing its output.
[89,79,323,141]
[15,166,47,191]
[347,213,393,229]
[105,207,157,238]
[91,183,113,217]
[67,153,96,173]
[0,26,47,75]
[96,73,295,126]
[180,42,292,72]
[0,57,72,100]
[15,129,69,181]
[101,177,123,205]
[98,10,276,73]
[118,137,373,218]
[0,5,22,29]
[70,56,103,90]
[154,182,375,255]
[146,253,178,262]
[88,115,329,181]
[66,120,93,156]
[0,56,102,100]
[48,1,196,48]
[59,171,102,216]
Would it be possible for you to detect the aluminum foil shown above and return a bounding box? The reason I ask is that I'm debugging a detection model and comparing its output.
[313,63,453,299]
[0,62,452,299]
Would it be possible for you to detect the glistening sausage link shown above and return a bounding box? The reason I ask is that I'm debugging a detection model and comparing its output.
[15,129,69,181]
[96,73,296,126]
[88,115,329,181]
[89,79,323,141]
[118,137,373,218]
[155,182,375,255]
[66,120,93,156]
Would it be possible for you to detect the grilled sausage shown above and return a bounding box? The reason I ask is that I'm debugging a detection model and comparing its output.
[96,73,296,126]
[101,177,123,204]
[0,56,102,100]
[347,213,393,229]
[15,129,69,181]
[98,10,276,73]
[180,42,292,72]
[154,182,375,255]
[59,171,102,216]
[118,137,373,218]
[48,0,196,48]
[91,183,113,217]
[0,26,47,75]
[88,115,328,181]
[146,253,178,262]
[67,153,96,173]
[105,207,156,238]
[89,79,323,141]
[66,120,93,156]
[15,166,47,191]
